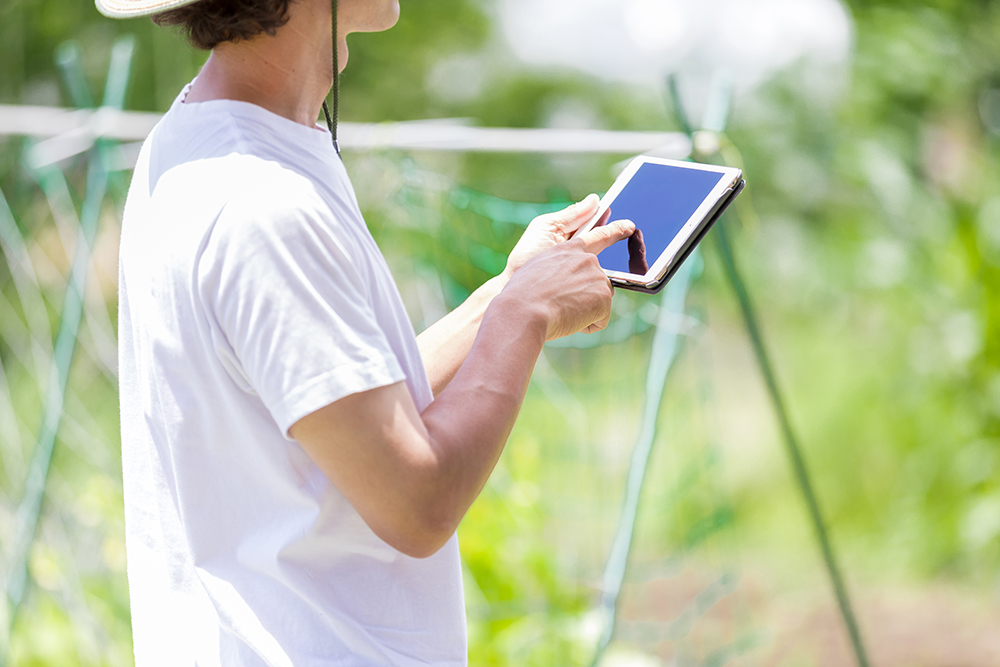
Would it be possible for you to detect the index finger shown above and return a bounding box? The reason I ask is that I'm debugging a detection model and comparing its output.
[575,219,636,255]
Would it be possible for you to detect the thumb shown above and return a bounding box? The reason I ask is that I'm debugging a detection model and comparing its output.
[543,193,600,231]
[559,193,599,220]
[576,219,635,255]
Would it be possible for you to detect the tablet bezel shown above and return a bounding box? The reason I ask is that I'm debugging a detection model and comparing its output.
[579,156,743,290]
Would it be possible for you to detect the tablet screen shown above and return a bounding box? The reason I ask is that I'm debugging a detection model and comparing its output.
[597,162,726,275]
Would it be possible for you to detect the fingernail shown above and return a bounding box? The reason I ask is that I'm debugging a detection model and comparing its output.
[581,193,598,205]
[620,220,635,231]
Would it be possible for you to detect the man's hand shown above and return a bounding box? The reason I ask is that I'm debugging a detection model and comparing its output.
[418,194,614,394]
[503,218,635,340]
[502,194,603,282]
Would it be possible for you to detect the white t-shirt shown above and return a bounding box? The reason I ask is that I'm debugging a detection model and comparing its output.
[118,86,466,666]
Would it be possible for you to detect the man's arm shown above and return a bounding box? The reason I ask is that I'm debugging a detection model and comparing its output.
[416,275,504,397]
[417,194,601,395]
[291,220,633,558]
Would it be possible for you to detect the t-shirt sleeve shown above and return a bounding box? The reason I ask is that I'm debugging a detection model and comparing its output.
[198,185,405,437]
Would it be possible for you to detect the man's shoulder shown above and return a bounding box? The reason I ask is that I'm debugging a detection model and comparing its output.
[137,96,358,264]
[143,112,331,218]
[141,146,328,235]
[150,98,338,193]
[222,153,324,204]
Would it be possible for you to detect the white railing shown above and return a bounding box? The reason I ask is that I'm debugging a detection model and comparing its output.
[0,104,691,168]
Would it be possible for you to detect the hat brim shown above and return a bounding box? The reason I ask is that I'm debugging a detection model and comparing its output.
[96,0,204,19]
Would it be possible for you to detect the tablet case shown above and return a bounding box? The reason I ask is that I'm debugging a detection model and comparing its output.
[612,178,746,295]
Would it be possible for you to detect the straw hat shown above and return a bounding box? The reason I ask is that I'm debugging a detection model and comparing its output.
[95,0,203,19]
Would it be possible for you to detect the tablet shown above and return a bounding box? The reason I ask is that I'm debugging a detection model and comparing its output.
[578,157,745,294]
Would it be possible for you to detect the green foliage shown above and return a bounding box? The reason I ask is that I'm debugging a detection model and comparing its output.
[715,1,1000,582]
[341,0,489,121]
[0,0,205,110]
[460,442,595,666]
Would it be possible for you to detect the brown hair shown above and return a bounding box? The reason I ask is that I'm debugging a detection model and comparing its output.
[153,0,293,50]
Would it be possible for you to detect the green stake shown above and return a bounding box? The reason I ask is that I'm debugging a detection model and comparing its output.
[4,37,134,660]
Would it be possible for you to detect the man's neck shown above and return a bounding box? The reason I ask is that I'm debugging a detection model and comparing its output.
[185,0,343,129]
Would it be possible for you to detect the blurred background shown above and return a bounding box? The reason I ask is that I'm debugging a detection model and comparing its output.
[2,0,1000,664]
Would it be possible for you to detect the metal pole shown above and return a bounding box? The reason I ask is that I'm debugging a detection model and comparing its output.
[714,220,871,667]
[591,256,698,665]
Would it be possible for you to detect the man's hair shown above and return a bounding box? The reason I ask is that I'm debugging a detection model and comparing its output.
[153,0,292,50]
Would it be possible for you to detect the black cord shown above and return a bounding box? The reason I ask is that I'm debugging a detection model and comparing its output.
[322,0,340,156]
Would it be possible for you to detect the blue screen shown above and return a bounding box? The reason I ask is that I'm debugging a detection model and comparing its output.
[597,163,725,275]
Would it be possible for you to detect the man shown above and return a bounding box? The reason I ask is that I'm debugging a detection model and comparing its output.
[98,0,635,663]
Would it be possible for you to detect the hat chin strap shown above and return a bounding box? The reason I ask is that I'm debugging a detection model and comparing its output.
[321,0,340,156]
